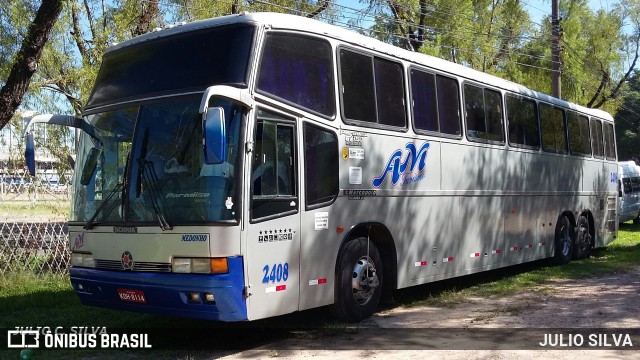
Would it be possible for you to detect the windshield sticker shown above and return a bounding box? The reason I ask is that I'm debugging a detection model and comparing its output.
[72,233,85,250]
[314,212,329,230]
[349,167,363,185]
[225,197,233,210]
[373,142,430,188]
[166,192,210,199]
[181,234,208,242]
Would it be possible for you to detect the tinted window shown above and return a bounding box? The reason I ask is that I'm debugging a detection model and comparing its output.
[341,50,376,122]
[258,33,335,117]
[410,70,461,136]
[540,104,566,153]
[251,109,297,220]
[304,124,339,207]
[464,84,504,142]
[506,95,539,148]
[87,24,254,109]
[340,49,406,128]
[567,112,591,156]
[411,70,438,132]
[623,178,632,193]
[375,58,406,127]
[603,122,616,159]
[591,118,604,158]
[437,75,461,135]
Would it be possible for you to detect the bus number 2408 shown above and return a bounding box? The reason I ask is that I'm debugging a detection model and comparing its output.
[262,263,289,284]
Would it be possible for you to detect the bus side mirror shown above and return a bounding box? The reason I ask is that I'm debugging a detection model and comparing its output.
[80,147,101,185]
[25,133,35,176]
[203,107,226,164]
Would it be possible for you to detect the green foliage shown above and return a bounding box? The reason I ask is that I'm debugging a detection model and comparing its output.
[368,0,639,112]
[615,70,640,162]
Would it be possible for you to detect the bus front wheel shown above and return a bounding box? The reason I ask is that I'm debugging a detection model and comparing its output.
[551,215,573,265]
[334,237,383,322]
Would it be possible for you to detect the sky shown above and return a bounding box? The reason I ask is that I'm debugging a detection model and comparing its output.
[333,0,623,29]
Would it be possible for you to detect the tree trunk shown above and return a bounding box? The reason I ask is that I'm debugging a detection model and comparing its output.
[0,0,63,129]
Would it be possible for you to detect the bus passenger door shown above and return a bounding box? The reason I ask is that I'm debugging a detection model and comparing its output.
[245,108,301,320]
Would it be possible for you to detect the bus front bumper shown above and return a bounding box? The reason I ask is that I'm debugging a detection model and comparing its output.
[69,256,247,321]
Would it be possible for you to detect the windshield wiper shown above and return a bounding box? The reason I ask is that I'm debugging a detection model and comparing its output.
[83,182,124,230]
[136,128,172,231]
[140,160,172,231]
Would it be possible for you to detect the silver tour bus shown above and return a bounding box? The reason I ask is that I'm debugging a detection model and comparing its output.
[24,12,618,322]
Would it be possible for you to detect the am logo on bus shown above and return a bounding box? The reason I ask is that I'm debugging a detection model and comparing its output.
[373,142,430,187]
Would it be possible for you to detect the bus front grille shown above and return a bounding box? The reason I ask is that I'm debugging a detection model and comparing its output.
[95,259,172,272]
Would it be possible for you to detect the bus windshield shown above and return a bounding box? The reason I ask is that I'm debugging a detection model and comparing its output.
[71,98,243,225]
[85,23,255,109]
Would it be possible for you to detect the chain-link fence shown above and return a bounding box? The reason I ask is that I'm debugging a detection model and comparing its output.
[0,168,71,276]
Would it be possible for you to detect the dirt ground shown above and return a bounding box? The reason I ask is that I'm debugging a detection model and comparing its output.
[218,267,640,360]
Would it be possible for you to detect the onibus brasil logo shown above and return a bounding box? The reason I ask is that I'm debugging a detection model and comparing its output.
[373,142,430,187]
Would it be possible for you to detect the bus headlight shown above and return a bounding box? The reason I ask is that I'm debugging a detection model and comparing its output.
[172,258,191,273]
[71,252,96,268]
[171,257,229,274]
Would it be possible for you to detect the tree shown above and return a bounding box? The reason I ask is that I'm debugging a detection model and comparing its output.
[615,70,640,162]
[369,0,640,112]
[0,0,63,130]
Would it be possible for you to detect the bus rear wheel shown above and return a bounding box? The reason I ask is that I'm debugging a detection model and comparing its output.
[551,215,573,265]
[334,237,383,322]
[573,215,592,260]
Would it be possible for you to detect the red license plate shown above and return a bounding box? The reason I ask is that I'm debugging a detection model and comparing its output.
[117,289,146,304]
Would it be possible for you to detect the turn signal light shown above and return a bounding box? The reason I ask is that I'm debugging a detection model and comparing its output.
[210,258,229,274]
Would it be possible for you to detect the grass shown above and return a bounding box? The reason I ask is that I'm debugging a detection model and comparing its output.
[0,200,69,218]
[0,223,638,359]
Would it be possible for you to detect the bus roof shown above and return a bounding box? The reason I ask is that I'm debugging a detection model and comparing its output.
[108,12,613,122]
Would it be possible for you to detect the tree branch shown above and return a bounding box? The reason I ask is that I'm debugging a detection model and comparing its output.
[83,0,97,41]
[0,0,64,129]
[387,0,416,51]
[70,0,90,64]
[593,33,640,108]
[133,0,159,37]
[307,0,329,19]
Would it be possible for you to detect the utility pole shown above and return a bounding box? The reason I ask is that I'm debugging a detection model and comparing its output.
[551,0,562,99]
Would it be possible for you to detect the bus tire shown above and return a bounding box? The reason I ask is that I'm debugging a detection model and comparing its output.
[573,214,592,260]
[334,237,383,322]
[551,214,573,265]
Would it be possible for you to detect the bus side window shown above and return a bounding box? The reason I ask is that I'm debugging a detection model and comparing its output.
[603,122,616,160]
[304,123,338,208]
[464,84,504,143]
[251,109,298,221]
[567,112,592,156]
[506,95,539,148]
[591,118,604,158]
[540,103,567,154]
